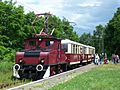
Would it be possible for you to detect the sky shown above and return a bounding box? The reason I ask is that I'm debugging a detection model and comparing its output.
[7,0,120,35]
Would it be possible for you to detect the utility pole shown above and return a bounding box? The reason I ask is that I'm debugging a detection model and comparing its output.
[102,30,104,57]
[99,34,100,54]
[44,14,49,34]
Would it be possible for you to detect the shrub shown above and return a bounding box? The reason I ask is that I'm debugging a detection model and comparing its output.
[0,46,16,62]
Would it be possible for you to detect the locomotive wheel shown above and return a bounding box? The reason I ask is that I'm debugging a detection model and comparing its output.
[63,64,67,72]
[50,67,56,76]
[58,65,63,74]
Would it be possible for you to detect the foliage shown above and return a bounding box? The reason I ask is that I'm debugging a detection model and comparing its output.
[48,16,79,41]
[79,8,120,57]
[93,25,105,54]
[79,24,105,54]
[79,7,120,57]
[0,46,15,62]
[104,8,120,56]
[0,0,79,66]
[79,33,92,45]
[49,64,120,90]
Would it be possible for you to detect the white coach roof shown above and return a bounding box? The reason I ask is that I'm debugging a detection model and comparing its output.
[61,39,85,46]
[61,39,95,49]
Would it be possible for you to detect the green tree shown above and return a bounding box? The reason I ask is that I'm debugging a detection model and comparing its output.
[0,0,80,61]
[104,8,120,56]
[0,1,25,49]
[79,33,92,45]
[93,25,105,54]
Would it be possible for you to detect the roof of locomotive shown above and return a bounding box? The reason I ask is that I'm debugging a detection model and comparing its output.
[24,32,62,41]
[24,37,62,41]
[61,39,95,49]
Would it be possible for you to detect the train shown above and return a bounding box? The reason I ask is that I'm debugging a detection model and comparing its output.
[13,13,95,80]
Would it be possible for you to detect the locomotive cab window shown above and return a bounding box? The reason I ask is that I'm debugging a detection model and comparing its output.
[29,41,36,46]
[46,40,54,46]
[46,40,50,46]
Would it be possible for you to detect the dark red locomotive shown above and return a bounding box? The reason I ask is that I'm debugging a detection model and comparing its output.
[13,13,95,80]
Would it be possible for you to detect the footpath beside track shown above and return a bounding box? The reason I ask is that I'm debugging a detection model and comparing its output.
[8,63,98,90]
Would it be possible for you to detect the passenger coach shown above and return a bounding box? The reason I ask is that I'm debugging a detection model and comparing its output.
[61,39,95,65]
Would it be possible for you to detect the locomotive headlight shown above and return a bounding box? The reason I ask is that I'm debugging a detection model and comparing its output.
[13,64,20,70]
[19,60,23,63]
[41,60,44,64]
[36,64,43,71]
[19,58,24,64]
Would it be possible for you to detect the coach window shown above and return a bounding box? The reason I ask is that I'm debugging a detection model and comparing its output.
[89,48,90,54]
[74,45,76,54]
[92,49,94,54]
[83,47,86,54]
[90,49,92,54]
[78,45,80,54]
[82,47,84,54]
[90,49,91,54]
[91,49,93,54]
[61,44,68,52]
[85,47,87,54]
[77,45,79,54]
[71,44,73,53]
[73,44,75,54]
[75,45,77,54]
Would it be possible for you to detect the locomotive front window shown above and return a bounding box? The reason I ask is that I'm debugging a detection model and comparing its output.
[46,40,50,46]
[46,40,54,47]
[29,41,36,46]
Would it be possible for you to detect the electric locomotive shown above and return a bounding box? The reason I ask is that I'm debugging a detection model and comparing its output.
[13,13,95,80]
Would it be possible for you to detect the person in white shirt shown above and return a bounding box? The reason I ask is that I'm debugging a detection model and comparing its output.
[95,54,99,65]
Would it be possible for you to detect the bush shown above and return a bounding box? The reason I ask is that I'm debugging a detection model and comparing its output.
[3,49,16,62]
[0,46,16,62]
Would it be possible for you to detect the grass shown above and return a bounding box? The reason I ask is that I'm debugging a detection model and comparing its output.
[0,61,31,89]
[49,64,120,90]
[0,61,13,73]
[0,61,13,84]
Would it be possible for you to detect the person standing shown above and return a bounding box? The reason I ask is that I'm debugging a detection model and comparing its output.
[99,54,103,64]
[112,54,115,64]
[95,54,99,65]
[117,55,119,63]
[104,56,108,64]
[114,54,118,64]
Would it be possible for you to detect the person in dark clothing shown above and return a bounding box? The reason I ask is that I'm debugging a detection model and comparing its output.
[112,54,114,64]
[99,54,103,64]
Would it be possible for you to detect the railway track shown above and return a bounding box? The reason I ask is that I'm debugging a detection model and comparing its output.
[0,79,30,90]
[8,63,98,90]
[0,81,19,89]
[0,82,21,89]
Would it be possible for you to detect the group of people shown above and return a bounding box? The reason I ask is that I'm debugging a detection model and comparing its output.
[93,53,119,65]
[94,53,104,65]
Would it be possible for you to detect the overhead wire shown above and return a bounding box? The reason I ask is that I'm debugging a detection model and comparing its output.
[16,0,39,13]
